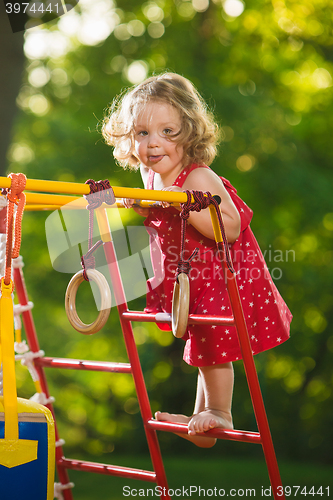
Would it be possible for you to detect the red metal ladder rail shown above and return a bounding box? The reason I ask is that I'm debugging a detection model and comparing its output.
[13,263,169,500]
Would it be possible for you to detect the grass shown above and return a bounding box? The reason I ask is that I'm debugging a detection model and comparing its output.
[60,455,332,499]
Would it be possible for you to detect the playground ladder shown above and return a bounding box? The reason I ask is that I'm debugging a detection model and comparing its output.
[13,206,285,500]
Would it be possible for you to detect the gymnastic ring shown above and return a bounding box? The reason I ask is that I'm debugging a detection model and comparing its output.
[171,272,190,338]
[65,269,111,335]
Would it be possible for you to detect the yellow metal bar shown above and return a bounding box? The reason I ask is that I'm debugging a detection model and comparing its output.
[209,204,223,244]
[113,187,191,203]
[25,192,81,206]
[15,328,22,344]
[95,208,112,243]
[0,176,90,195]
[0,175,192,204]
[24,205,67,212]
[34,380,42,393]
[25,201,172,212]
[24,195,180,212]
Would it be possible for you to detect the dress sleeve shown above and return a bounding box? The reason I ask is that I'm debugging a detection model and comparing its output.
[221,177,253,232]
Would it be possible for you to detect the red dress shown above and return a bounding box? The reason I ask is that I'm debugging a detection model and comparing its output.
[144,164,292,367]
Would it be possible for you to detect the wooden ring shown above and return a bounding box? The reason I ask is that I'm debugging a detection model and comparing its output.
[171,273,190,338]
[65,269,111,335]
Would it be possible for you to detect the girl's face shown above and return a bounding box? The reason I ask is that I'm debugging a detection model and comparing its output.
[133,101,184,184]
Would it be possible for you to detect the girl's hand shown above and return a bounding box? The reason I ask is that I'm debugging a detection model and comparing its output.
[123,198,135,209]
[123,198,149,217]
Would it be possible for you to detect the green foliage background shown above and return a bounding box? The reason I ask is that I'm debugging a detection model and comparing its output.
[7,0,333,469]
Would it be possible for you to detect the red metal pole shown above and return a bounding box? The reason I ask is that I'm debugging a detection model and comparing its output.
[96,208,170,499]
[59,458,157,482]
[146,419,262,444]
[122,310,235,326]
[103,240,171,499]
[35,357,132,373]
[217,240,285,500]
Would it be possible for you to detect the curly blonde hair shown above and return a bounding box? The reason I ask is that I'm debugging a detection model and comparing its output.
[102,72,220,170]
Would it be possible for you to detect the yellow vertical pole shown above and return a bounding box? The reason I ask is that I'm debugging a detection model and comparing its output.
[209,204,223,243]
[0,280,18,440]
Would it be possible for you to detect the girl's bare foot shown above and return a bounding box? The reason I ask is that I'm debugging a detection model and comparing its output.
[155,411,217,448]
[188,409,233,435]
[155,411,191,425]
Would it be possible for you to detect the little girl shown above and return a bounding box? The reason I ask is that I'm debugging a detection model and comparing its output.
[102,73,292,448]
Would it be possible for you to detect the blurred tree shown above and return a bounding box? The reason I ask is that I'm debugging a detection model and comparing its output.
[0,2,24,176]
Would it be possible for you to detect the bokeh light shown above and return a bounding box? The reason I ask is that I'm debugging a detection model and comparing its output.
[126,60,149,84]
[223,0,244,18]
[236,154,256,172]
[192,0,209,13]
[7,143,35,164]
[147,22,165,38]
[142,3,164,22]
[24,31,71,59]
[28,66,51,87]
[28,94,50,115]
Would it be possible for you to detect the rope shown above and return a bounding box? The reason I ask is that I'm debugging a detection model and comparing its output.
[175,191,198,281]
[177,190,234,279]
[15,349,45,383]
[30,391,55,405]
[13,301,34,316]
[55,438,66,448]
[81,179,115,281]
[3,173,26,286]
[12,255,24,269]
[13,301,34,353]
[0,234,6,280]
[54,482,75,500]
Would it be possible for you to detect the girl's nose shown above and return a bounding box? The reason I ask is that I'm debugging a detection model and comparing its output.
[147,132,160,148]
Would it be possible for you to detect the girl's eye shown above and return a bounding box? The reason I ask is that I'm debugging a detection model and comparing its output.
[137,130,148,136]
[163,128,173,135]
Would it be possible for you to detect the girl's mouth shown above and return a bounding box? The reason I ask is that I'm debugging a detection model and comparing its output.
[149,155,164,162]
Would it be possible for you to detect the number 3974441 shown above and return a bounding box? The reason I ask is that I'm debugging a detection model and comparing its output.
[6,3,59,14]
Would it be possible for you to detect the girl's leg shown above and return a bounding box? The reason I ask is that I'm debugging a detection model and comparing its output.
[155,368,203,426]
[188,362,234,435]
[154,367,225,447]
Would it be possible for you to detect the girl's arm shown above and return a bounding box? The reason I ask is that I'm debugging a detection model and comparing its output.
[177,167,241,243]
[123,165,150,217]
